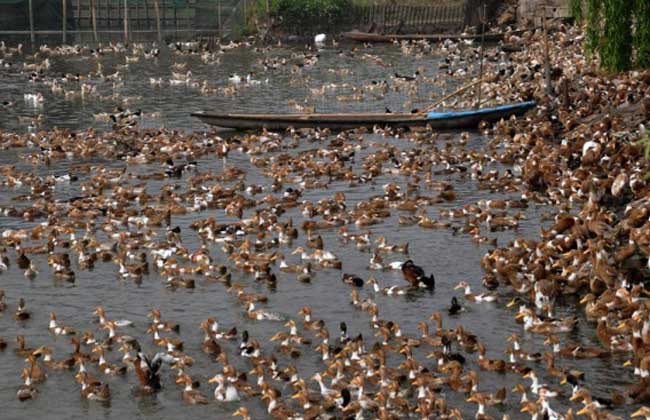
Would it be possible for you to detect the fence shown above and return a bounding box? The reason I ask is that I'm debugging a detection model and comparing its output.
[348,3,468,35]
[0,0,248,45]
[0,0,486,45]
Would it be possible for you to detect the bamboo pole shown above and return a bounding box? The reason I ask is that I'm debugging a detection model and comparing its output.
[542,6,552,97]
[28,0,35,47]
[154,0,162,43]
[62,0,67,44]
[91,0,98,43]
[124,0,129,44]
[476,3,486,109]
[425,77,488,112]
[75,0,80,42]
[217,0,222,37]
[243,0,247,29]
[144,0,150,34]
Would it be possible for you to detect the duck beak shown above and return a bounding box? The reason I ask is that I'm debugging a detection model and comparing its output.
[560,377,567,384]
[208,376,218,384]
[453,284,463,290]
[515,312,525,320]
[623,360,633,367]
[579,295,590,304]
[506,298,518,308]
[576,407,590,415]
[569,393,580,402]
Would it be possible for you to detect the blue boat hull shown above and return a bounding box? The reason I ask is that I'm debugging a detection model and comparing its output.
[191,101,537,131]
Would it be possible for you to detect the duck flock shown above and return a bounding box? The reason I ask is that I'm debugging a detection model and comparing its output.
[1,22,650,420]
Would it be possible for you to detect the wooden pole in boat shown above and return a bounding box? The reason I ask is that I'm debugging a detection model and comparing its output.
[425,77,487,112]
[154,0,162,44]
[91,0,98,43]
[475,3,486,109]
[62,0,67,44]
[28,0,35,48]
[124,0,129,45]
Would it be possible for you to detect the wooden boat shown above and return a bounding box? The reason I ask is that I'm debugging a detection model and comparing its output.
[342,29,527,43]
[191,101,536,131]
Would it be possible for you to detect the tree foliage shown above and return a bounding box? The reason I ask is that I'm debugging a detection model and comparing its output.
[636,0,650,68]
[582,0,649,72]
[600,0,632,72]
[570,0,583,22]
[267,0,350,34]
[585,0,601,54]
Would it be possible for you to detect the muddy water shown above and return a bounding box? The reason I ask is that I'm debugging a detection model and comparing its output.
[0,42,636,419]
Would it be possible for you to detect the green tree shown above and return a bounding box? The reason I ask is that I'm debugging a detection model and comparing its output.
[600,0,632,72]
[636,0,650,68]
[585,0,601,53]
[570,0,583,22]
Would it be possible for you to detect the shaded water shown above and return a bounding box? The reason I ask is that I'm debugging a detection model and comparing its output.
[0,42,636,419]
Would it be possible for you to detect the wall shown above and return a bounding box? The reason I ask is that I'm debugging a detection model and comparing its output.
[517,0,570,25]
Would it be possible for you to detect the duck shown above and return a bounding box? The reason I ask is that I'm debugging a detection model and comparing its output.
[475,342,507,373]
[401,259,434,288]
[233,407,252,420]
[133,345,163,392]
[92,345,127,376]
[515,308,578,334]
[33,346,75,370]
[93,307,134,327]
[14,298,30,321]
[632,407,650,419]
[15,335,34,357]
[177,374,209,404]
[209,373,240,401]
[23,262,38,279]
[296,263,314,283]
[246,302,282,321]
[76,372,111,401]
[49,312,76,335]
[147,309,180,333]
[262,387,297,419]
[448,296,464,315]
[17,367,38,401]
[375,236,409,254]
[367,277,408,295]
[342,273,364,287]
[454,281,497,302]
[297,306,322,330]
